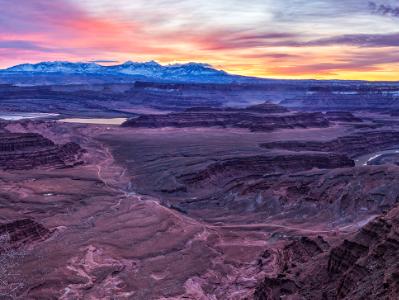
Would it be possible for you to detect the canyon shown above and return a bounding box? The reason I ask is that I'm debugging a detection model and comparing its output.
[0,80,399,299]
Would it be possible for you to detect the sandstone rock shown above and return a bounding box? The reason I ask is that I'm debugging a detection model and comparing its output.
[177,153,354,186]
[0,133,85,170]
[324,111,363,123]
[261,131,399,158]
[122,104,329,131]
[254,204,399,300]
[0,219,51,250]
[185,102,289,114]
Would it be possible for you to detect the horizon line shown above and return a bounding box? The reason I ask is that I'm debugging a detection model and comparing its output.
[2,59,399,83]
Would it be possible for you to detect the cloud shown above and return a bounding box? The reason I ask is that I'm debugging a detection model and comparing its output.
[243,53,300,59]
[269,50,399,76]
[0,40,54,52]
[88,60,119,63]
[369,1,399,17]
[197,30,399,50]
[305,32,399,47]
[194,30,303,50]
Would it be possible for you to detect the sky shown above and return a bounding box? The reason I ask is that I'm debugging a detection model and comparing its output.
[1,0,399,80]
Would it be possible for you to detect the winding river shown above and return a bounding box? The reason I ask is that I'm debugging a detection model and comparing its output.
[355,149,399,166]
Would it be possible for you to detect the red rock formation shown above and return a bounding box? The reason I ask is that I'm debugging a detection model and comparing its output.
[245,102,290,114]
[261,131,399,157]
[0,133,53,151]
[254,204,399,300]
[178,153,354,185]
[324,111,363,123]
[0,219,51,250]
[185,102,290,114]
[122,105,329,131]
[0,133,84,170]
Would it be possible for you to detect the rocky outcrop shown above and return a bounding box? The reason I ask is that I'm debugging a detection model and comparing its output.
[254,277,299,300]
[178,153,354,185]
[284,236,329,266]
[245,102,290,114]
[254,204,399,300]
[324,111,363,123]
[0,133,84,170]
[0,133,53,151]
[261,131,399,158]
[327,212,399,299]
[122,111,329,131]
[122,104,329,131]
[185,102,289,114]
[0,219,51,250]
[254,236,330,300]
[176,163,399,223]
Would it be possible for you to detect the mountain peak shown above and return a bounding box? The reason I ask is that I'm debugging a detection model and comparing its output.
[120,60,160,66]
[3,60,239,83]
[6,61,102,73]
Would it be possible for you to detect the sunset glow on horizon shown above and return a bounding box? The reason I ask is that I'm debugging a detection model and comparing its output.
[1,0,399,81]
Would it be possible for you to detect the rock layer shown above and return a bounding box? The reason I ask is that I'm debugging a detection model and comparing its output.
[254,203,399,300]
[261,131,399,157]
[324,111,363,123]
[185,102,290,114]
[0,132,84,170]
[178,153,355,186]
[122,103,330,131]
[0,219,51,250]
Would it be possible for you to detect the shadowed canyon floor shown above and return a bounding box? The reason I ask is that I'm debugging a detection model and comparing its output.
[1,108,399,299]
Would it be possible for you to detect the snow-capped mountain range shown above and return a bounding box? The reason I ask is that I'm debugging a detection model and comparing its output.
[2,60,248,84]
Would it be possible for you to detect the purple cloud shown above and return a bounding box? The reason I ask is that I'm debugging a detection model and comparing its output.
[305,32,399,47]
[369,1,399,17]
[0,0,85,34]
[0,40,55,52]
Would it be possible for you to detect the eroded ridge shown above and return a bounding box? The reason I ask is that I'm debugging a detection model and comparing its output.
[0,132,84,170]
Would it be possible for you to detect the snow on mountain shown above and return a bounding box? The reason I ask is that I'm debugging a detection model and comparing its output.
[107,61,164,76]
[3,60,234,83]
[7,61,104,73]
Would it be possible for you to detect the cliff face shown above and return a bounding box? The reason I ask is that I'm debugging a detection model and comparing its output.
[0,133,54,151]
[178,153,355,185]
[185,102,290,114]
[122,112,330,131]
[324,111,363,123]
[122,103,330,131]
[254,204,399,300]
[327,209,399,299]
[0,219,51,250]
[262,131,399,158]
[0,133,84,170]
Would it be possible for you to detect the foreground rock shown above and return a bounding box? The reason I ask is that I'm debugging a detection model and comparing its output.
[254,203,399,300]
[0,132,84,170]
